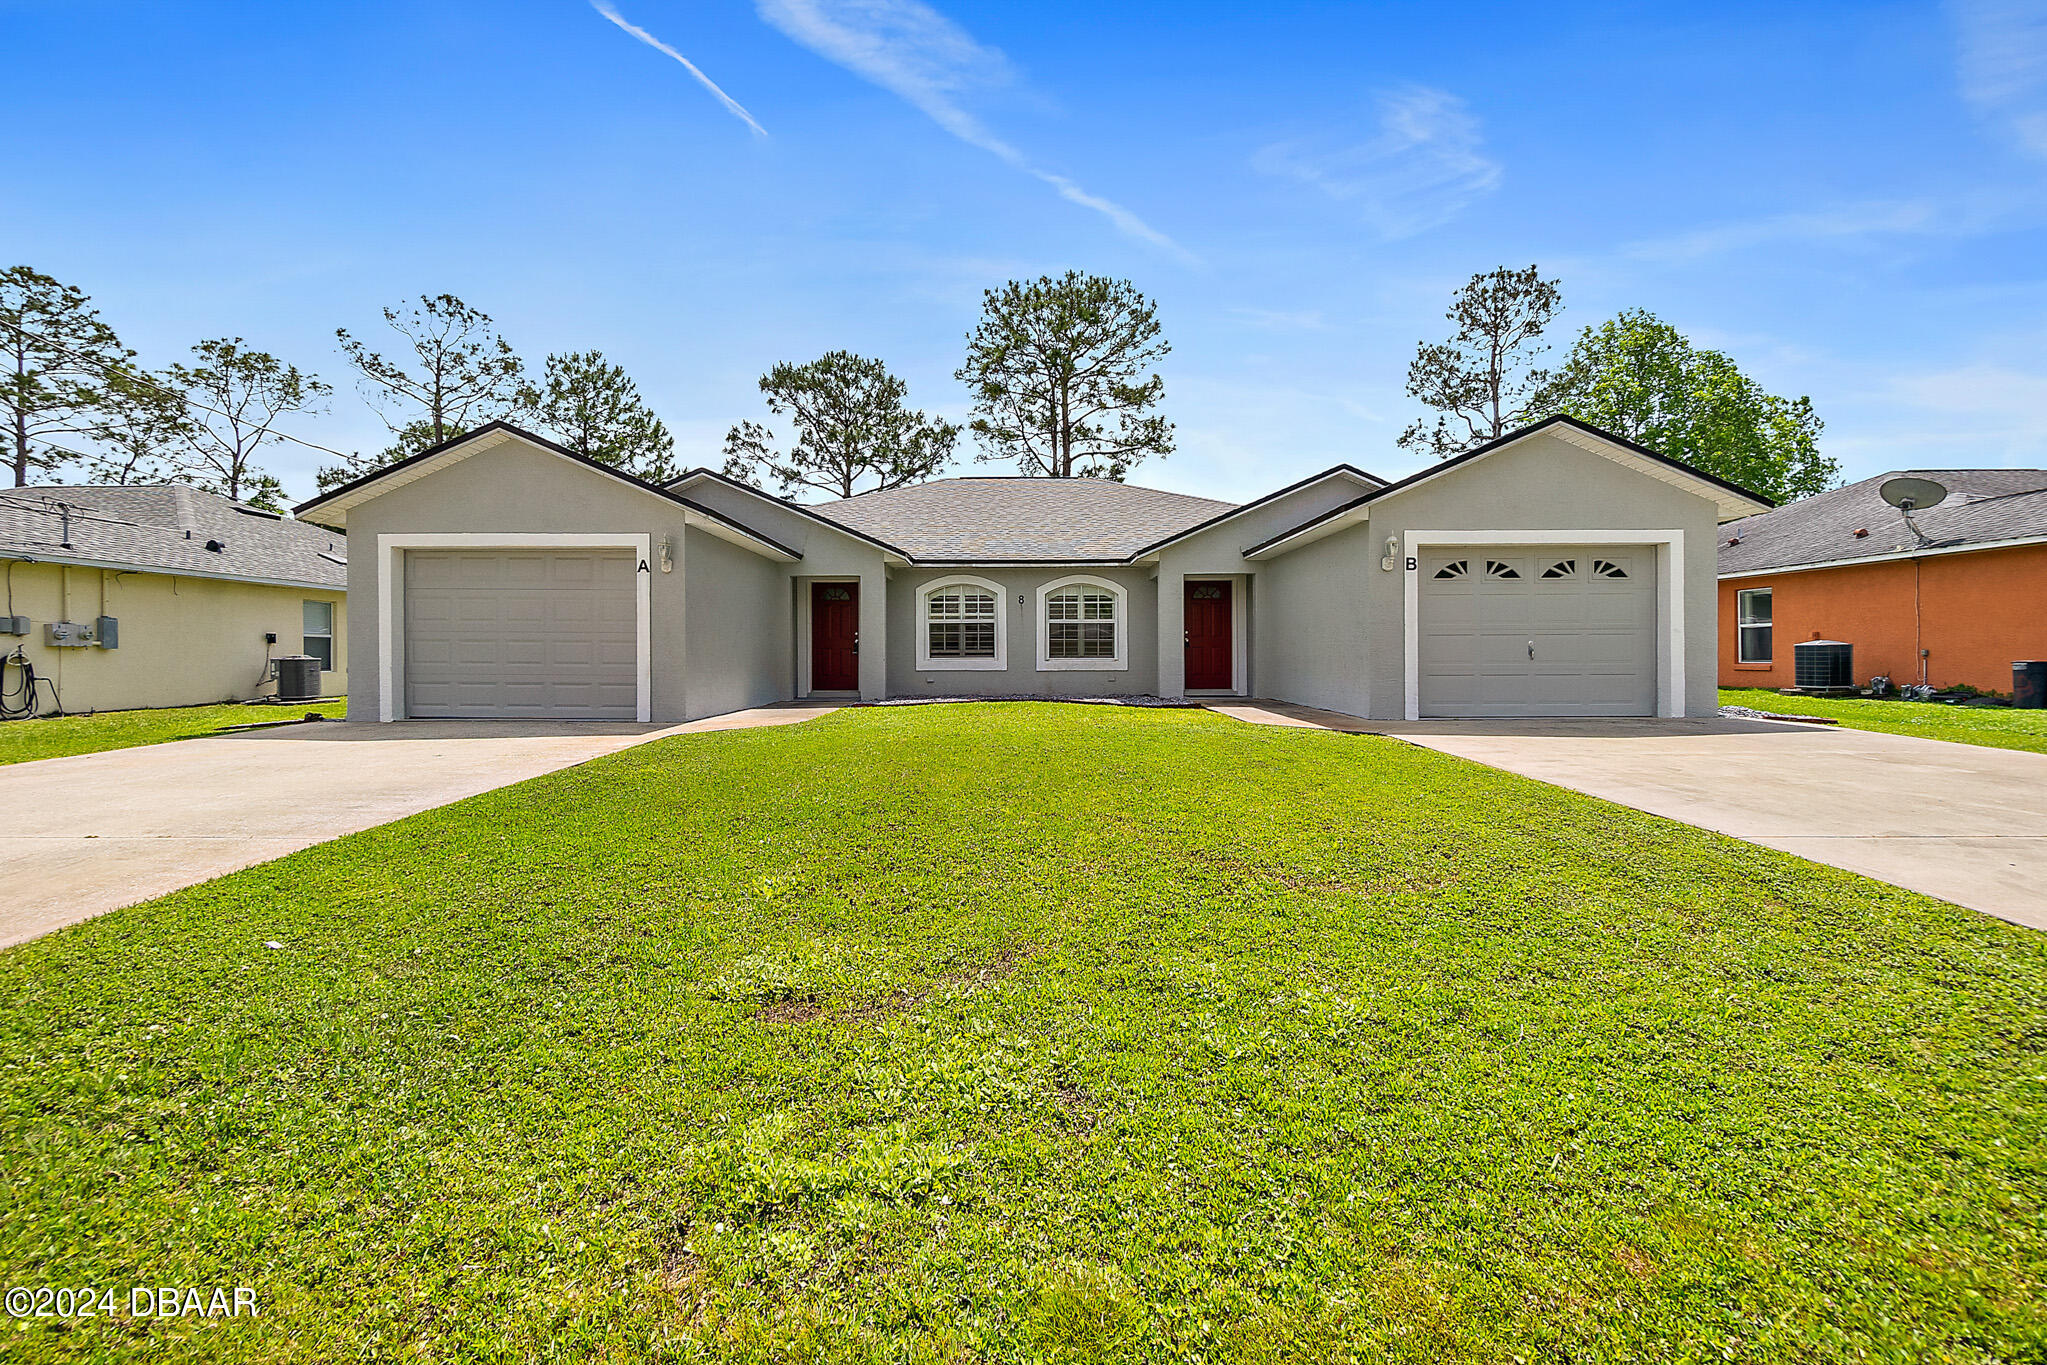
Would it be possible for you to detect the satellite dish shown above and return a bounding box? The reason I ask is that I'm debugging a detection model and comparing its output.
[1880,476,1948,512]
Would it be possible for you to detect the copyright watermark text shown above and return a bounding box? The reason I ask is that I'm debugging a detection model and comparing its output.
[7,1286,257,1319]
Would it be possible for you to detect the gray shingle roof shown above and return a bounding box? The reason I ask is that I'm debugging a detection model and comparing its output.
[0,485,347,589]
[809,477,1238,561]
[1719,469,2047,575]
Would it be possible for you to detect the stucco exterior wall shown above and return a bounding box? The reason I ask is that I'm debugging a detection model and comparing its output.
[1719,541,2047,692]
[1357,433,1723,718]
[1245,433,1724,719]
[1,558,345,713]
[682,524,792,717]
[1151,471,1378,698]
[678,477,893,700]
[338,440,698,721]
[886,565,1160,696]
[1252,530,1375,715]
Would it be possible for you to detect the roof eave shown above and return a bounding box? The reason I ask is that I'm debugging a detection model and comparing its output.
[292,424,803,561]
[1719,533,2047,579]
[1242,497,1372,560]
[0,548,346,592]
[1127,464,1382,558]
[660,466,911,558]
[1244,415,1774,559]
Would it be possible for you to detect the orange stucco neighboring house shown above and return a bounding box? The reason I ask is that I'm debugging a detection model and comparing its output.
[1717,469,2047,692]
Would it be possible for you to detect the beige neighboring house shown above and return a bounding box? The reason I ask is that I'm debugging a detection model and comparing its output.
[0,485,347,716]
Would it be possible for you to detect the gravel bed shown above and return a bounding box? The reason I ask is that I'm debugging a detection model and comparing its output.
[1718,705,1836,724]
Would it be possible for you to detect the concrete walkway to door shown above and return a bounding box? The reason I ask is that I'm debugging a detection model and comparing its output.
[0,703,840,950]
[1209,701,2047,931]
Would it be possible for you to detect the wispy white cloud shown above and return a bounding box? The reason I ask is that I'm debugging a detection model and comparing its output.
[1620,200,1942,263]
[1953,0,2047,158]
[754,0,1194,261]
[591,0,768,138]
[1253,87,1502,239]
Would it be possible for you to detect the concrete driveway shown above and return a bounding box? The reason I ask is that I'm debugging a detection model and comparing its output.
[0,706,838,950]
[1212,703,2047,931]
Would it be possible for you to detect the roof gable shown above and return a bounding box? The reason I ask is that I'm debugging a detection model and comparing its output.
[293,423,800,562]
[1245,416,1776,560]
[1719,468,2047,576]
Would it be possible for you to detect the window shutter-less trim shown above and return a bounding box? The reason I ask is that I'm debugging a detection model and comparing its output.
[1036,575,1127,671]
[916,576,1008,670]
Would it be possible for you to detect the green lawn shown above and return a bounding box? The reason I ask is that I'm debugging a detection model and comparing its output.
[1722,687,2047,755]
[2,704,2042,1362]
[0,699,346,766]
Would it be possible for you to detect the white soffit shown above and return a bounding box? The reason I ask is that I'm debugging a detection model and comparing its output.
[685,510,799,562]
[1242,505,1370,560]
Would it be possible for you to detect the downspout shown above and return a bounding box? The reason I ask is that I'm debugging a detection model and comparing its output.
[1915,557,1926,686]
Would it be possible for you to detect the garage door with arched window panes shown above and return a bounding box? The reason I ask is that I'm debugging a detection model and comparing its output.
[1417,548,1656,717]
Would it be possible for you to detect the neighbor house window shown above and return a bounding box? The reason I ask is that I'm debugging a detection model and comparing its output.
[1037,576,1126,671]
[303,600,335,671]
[1737,587,1773,664]
[916,577,1006,670]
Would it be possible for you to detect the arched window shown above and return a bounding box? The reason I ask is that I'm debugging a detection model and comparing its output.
[916,576,1006,670]
[1036,575,1127,671]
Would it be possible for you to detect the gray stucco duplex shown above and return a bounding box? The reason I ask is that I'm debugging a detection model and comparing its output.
[294,417,1771,724]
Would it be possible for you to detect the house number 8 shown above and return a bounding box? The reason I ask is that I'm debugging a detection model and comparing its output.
[1018,594,1025,604]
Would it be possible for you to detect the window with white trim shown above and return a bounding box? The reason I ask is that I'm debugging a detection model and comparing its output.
[1036,576,1126,671]
[916,577,1006,670]
[303,600,335,672]
[1737,587,1773,664]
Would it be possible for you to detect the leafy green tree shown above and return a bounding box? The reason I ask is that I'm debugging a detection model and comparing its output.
[955,271,1172,480]
[722,350,957,498]
[163,338,330,508]
[1399,265,1563,458]
[1532,308,1837,502]
[323,294,525,488]
[523,350,678,482]
[0,265,134,485]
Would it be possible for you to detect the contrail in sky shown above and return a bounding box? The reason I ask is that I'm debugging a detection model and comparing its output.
[591,0,769,138]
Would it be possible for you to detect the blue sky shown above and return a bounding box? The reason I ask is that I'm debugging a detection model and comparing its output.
[5,0,2046,504]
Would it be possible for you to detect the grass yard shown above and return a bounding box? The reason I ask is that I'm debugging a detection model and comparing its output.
[1,703,2042,1362]
[0,699,346,766]
[1721,687,2047,755]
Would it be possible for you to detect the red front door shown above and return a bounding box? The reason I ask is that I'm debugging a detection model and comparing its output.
[1185,580,1233,690]
[811,582,860,691]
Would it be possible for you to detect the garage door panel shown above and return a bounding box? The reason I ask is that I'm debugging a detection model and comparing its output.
[1420,545,1656,718]
[405,549,638,719]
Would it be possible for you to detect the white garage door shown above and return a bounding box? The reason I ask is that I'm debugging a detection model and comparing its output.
[1418,547,1656,717]
[404,550,637,719]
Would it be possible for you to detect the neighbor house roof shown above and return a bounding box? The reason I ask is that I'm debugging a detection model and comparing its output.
[807,477,1239,562]
[0,484,348,590]
[1718,468,2047,577]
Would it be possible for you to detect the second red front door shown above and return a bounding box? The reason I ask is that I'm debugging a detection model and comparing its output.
[812,582,860,691]
[1185,580,1233,690]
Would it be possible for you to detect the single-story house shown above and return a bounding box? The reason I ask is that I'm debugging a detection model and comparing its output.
[1718,468,2047,692]
[292,415,1770,724]
[0,485,347,715]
